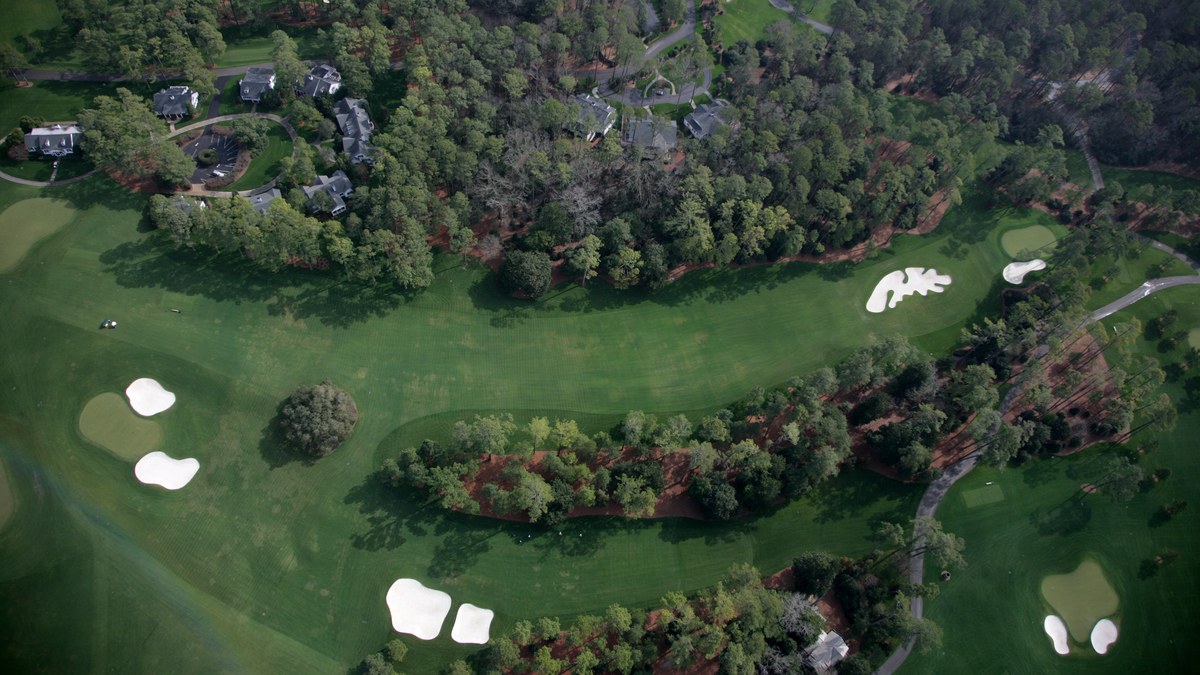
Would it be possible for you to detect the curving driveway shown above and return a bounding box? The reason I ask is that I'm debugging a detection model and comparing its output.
[0,113,296,193]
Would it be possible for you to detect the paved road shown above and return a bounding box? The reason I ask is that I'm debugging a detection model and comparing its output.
[768,0,835,34]
[0,112,295,192]
[875,239,1200,674]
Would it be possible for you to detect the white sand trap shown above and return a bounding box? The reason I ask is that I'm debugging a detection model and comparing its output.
[134,451,200,490]
[1044,615,1070,655]
[1003,259,1046,284]
[386,579,452,640]
[450,603,495,644]
[1090,619,1118,654]
[125,378,176,417]
[866,267,953,313]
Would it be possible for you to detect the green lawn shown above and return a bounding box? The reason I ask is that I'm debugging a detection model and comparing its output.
[0,169,1191,673]
[0,0,63,45]
[225,122,293,191]
[1065,149,1200,194]
[0,80,117,133]
[217,76,250,117]
[0,152,55,182]
[904,283,1200,673]
[217,25,325,69]
[715,0,790,45]
[0,195,76,272]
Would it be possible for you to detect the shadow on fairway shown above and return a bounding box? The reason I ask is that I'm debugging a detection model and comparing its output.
[1030,498,1092,536]
[257,401,316,469]
[100,236,420,326]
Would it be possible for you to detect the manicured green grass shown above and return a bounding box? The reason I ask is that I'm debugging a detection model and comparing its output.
[714,0,798,46]
[1001,224,1060,258]
[0,0,62,45]
[217,77,249,117]
[0,196,75,272]
[0,171,1189,673]
[1064,149,1200,193]
[801,0,837,25]
[0,457,12,531]
[0,80,113,133]
[217,25,325,69]
[1085,244,1195,309]
[53,155,95,180]
[225,122,293,191]
[905,283,1200,673]
[0,152,55,182]
[78,393,163,461]
[1041,558,1119,642]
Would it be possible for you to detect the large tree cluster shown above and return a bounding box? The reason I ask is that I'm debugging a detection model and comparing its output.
[278,380,358,458]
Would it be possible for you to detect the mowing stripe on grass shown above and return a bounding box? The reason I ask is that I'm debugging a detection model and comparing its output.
[0,198,75,273]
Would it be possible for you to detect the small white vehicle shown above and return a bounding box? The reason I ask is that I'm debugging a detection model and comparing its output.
[211,170,227,178]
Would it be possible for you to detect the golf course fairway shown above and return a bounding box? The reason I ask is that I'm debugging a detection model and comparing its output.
[0,175,1193,673]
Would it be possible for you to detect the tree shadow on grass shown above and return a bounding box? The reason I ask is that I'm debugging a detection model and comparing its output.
[1022,456,1061,488]
[1030,498,1091,536]
[343,473,431,551]
[257,399,315,469]
[1137,558,1160,580]
[100,235,420,327]
[428,528,500,580]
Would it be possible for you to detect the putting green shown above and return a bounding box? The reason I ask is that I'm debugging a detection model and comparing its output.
[1001,225,1059,258]
[0,458,13,531]
[962,483,1004,508]
[78,393,163,461]
[0,198,75,273]
[1042,558,1120,642]
[1189,327,1200,349]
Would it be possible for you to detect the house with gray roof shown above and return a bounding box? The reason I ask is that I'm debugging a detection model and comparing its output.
[570,93,617,141]
[239,66,277,103]
[247,188,282,213]
[804,631,849,674]
[297,64,342,98]
[25,124,82,157]
[153,86,199,121]
[683,101,731,140]
[303,171,353,216]
[622,115,678,158]
[334,98,375,165]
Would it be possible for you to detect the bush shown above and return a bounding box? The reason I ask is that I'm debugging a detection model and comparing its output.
[500,249,552,298]
[279,380,358,457]
[197,147,219,166]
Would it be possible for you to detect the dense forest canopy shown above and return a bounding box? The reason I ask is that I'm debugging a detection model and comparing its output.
[72,0,1200,292]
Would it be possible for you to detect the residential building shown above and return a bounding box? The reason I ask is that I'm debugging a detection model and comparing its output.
[24,124,82,157]
[303,171,353,216]
[239,66,277,103]
[570,93,617,141]
[683,101,731,140]
[171,196,206,216]
[622,115,678,158]
[153,86,200,121]
[297,64,342,98]
[334,97,375,165]
[804,631,849,674]
[247,188,282,213]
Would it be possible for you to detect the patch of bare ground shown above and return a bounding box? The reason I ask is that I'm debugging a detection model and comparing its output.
[459,446,707,522]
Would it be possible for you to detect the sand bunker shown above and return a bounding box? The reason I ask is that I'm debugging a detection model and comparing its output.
[1003,259,1046,284]
[386,579,451,640]
[1090,618,1118,654]
[1041,559,1119,641]
[866,267,952,313]
[451,603,495,644]
[1044,615,1069,655]
[134,451,200,490]
[125,378,176,417]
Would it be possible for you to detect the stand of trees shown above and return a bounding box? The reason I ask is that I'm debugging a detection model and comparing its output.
[78,89,196,187]
[475,546,955,675]
[278,380,358,458]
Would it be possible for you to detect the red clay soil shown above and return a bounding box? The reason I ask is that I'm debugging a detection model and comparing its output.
[761,568,858,653]
[458,446,707,522]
